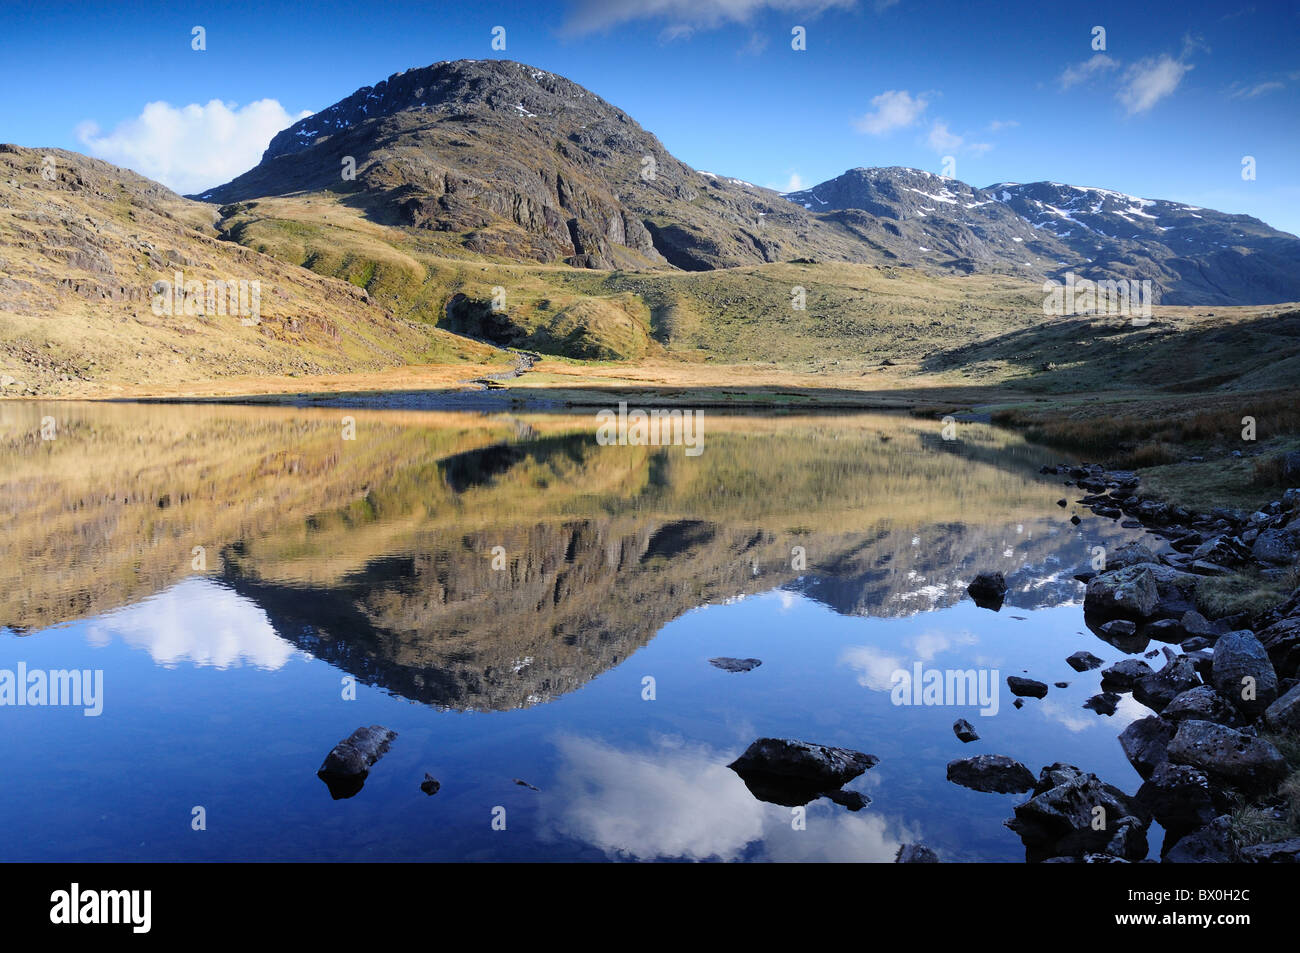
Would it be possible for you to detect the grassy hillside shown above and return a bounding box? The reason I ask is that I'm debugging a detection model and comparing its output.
[0,146,501,398]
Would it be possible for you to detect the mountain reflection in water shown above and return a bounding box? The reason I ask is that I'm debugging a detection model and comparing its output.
[0,402,1150,861]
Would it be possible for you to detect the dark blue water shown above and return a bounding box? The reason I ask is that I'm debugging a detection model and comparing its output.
[0,403,1158,861]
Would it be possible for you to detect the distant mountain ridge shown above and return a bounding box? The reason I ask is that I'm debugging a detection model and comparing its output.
[785,168,1300,305]
[198,58,1300,305]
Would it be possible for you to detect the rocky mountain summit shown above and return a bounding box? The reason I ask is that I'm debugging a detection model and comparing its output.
[201,59,873,271]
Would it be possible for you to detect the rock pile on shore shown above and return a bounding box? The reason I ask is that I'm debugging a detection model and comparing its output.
[1017,463,1300,862]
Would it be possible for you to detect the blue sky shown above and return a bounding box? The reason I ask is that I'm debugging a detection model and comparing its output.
[2,0,1298,233]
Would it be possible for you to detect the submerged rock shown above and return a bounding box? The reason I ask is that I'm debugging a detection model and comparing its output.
[317,725,398,799]
[823,789,870,811]
[709,657,762,673]
[946,754,1035,794]
[1083,692,1121,716]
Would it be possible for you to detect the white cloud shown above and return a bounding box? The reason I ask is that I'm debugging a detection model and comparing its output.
[1118,54,1192,114]
[84,577,297,670]
[987,119,1019,132]
[926,120,991,156]
[854,89,929,135]
[770,171,804,192]
[77,99,312,196]
[1227,79,1284,99]
[564,0,857,36]
[926,120,963,152]
[1059,53,1120,89]
[541,734,915,861]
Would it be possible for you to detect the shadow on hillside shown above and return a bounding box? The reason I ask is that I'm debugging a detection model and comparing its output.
[919,309,1300,394]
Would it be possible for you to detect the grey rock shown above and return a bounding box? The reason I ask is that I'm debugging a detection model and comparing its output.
[1240,838,1300,862]
[1145,618,1186,643]
[1253,528,1298,565]
[318,725,398,778]
[1264,681,1300,732]
[1006,763,1150,861]
[728,738,879,790]
[709,657,762,672]
[1100,619,1137,639]
[1164,816,1235,863]
[1167,720,1287,791]
[1258,616,1300,679]
[953,718,980,743]
[1162,685,1242,726]
[1133,654,1202,713]
[1211,630,1279,718]
[1119,715,1176,779]
[823,789,870,811]
[1135,763,1217,835]
[1085,565,1159,619]
[946,754,1036,793]
[1066,650,1104,672]
[1007,675,1048,698]
[1101,658,1155,690]
[1108,541,1160,569]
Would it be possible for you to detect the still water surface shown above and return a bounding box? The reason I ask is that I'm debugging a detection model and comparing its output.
[1,402,1158,861]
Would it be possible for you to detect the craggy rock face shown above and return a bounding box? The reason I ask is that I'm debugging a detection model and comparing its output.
[198,60,879,273]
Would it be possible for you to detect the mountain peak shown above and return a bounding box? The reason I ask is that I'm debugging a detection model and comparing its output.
[259,58,624,167]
